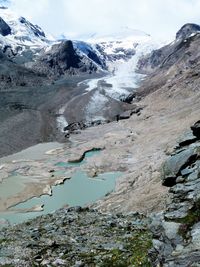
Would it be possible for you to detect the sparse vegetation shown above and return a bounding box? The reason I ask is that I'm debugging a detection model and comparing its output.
[178,199,200,240]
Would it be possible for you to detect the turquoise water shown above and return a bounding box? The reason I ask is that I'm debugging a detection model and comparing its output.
[0,148,121,225]
[1,171,121,225]
[55,150,101,168]
[0,175,28,199]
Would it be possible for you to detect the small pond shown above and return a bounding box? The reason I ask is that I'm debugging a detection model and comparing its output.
[0,144,121,226]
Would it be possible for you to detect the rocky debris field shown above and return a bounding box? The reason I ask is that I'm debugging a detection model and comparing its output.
[1,121,200,267]
[149,121,200,267]
[1,17,200,266]
[0,208,152,267]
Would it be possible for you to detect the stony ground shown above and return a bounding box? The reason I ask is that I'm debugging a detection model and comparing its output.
[0,122,200,267]
[149,121,200,267]
[0,73,102,158]
[0,208,152,267]
[67,74,200,214]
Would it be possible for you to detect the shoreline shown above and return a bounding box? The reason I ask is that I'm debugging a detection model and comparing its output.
[0,140,122,224]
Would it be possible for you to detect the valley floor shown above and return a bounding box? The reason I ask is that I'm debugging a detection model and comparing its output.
[0,73,103,158]
[1,67,200,218]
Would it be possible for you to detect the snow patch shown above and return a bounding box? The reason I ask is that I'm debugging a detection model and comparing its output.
[0,7,52,51]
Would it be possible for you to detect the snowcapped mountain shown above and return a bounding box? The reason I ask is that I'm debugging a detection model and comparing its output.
[79,38,160,101]
[61,30,162,125]
[0,5,162,91]
[0,7,105,75]
[70,28,159,80]
[75,28,161,98]
[0,7,51,49]
[0,6,165,148]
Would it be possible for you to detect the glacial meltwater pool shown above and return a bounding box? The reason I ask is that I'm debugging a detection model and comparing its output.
[1,171,121,225]
[0,143,121,226]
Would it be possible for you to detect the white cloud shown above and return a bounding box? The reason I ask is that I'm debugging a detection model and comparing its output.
[9,0,200,41]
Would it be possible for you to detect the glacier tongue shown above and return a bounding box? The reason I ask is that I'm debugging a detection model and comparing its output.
[74,35,163,124]
[0,7,164,131]
[80,37,161,101]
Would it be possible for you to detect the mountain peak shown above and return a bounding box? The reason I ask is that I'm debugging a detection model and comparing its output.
[0,7,49,48]
[176,23,200,40]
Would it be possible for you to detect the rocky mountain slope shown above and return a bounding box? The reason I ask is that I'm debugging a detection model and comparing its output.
[0,122,199,266]
[135,23,200,101]
[0,7,155,80]
[0,8,200,267]
[0,7,104,80]
[137,23,200,74]
[149,121,200,267]
[0,6,159,157]
[0,208,152,266]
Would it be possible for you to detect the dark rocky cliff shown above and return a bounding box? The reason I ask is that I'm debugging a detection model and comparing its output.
[30,40,103,78]
[137,23,200,74]
[176,23,200,40]
[149,121,200,267]
[0,16,11,36]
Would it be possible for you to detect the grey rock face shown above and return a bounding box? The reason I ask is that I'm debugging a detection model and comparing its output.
[150,121,200,267]
[176,23,200,40]
[0,16,11,36]
[32,40,100,77]
[161,147,197,186]
[137,23,200,75]
[177,131,197,147]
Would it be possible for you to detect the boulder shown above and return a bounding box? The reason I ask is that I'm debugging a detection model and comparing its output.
[178,131,197,147]
[161,148,197,186]
[191,120,200,138]
[118,110,132,120]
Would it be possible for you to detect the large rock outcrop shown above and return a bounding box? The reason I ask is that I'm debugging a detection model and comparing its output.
[137,23,200,74]
[149,121,200,267]
[32,40,100,77]
[176,23,200,40]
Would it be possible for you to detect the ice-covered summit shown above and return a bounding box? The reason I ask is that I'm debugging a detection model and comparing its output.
[0,7,51,49]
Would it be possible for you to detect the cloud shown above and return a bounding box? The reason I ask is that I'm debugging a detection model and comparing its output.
[9,0,200,40]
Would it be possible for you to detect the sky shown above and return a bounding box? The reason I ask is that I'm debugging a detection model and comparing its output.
[3,0,200,41]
